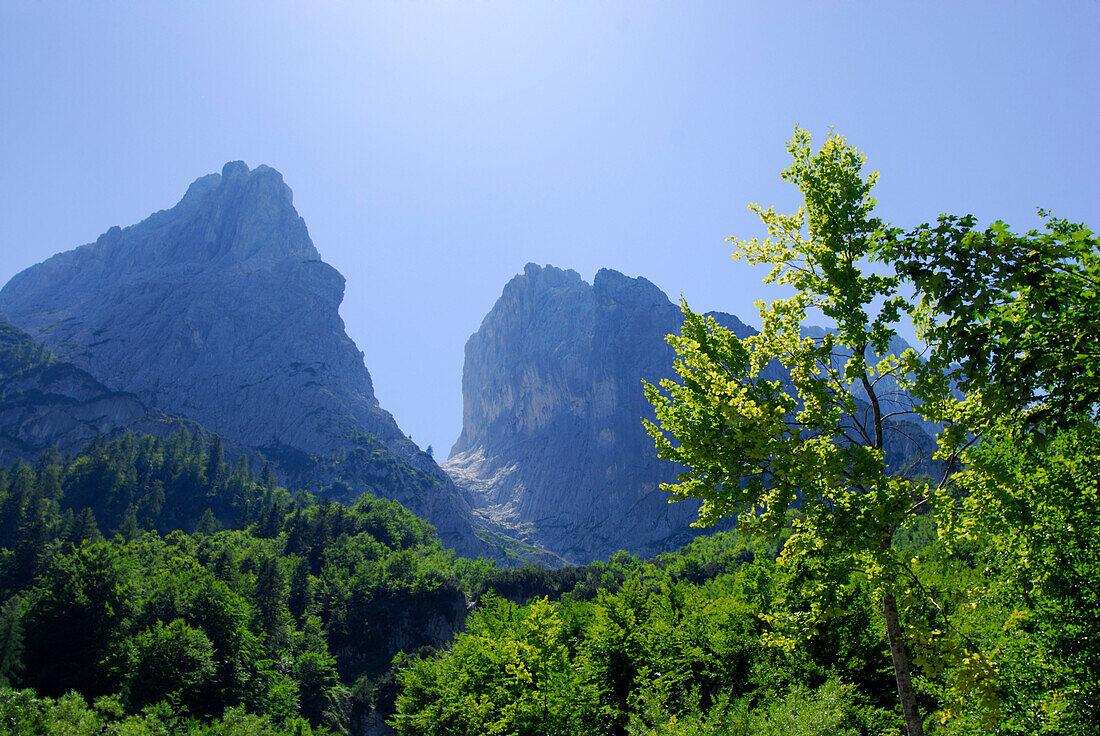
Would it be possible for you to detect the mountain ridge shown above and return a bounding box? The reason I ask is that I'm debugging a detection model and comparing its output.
[0,320,194,465]
[0,162,543,562]
[444,263,760,562]
[1,165,936,567]
[444,263,938,563]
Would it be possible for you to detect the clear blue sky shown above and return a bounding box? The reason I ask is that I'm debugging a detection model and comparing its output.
[2,2,1097,457]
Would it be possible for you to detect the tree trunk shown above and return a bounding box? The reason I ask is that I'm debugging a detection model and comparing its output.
[883,590,923,736]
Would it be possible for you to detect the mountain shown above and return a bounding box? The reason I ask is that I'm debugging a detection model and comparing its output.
[0,320,195,465]
[444,265,756,562]
[0,162,530,560]
[0,162,382,457]
[445,264,939,564]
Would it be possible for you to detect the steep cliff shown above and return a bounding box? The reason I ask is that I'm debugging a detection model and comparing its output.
[0,320,194,465]
[445,265,756,562]
[445,264,939,564]
[0,162,394,457]
[0,162,510,559]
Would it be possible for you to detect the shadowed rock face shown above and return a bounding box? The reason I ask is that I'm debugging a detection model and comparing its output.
[0,162,513,559]
[446,264,940,564]
[0,321,191,465]
[445,264,754,563]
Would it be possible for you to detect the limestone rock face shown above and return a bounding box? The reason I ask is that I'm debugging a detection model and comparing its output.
[446,264,939,563]
[0,321,189,465]
[445,264,754,563]
[0,163,394,457]
[0,162,497,558]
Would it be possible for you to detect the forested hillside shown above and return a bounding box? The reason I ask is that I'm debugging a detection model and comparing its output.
[2,424,1095,735]
[384,130,1100,736]
[0,429,487,733]
[0,130,1096,736]
[0,428,721,734]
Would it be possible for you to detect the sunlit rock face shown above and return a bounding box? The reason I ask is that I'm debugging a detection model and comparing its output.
[446,264,939,564]
[0,162,389,456]
[0,162,497,557]
[445,264,754,563]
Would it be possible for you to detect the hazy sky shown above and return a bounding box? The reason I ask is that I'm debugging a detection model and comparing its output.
[2,2,1097,457]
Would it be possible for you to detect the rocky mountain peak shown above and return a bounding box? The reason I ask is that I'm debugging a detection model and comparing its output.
[0,163,356,451]
[445,264,731,562]
[5,163,319,317]
[180,160,314,267]
[445,262,939,563]
[495,264,587,322]
[592,267,667,310]
[0,163,533,560]
[221,159,250,181]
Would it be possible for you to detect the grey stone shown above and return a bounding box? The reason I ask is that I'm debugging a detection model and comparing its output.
[445,264,939,564]
[0,320,193,464]
[445,265,754,563]
[0,163,526,561]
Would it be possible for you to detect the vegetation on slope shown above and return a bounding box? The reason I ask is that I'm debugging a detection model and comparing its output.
[0,130,1097,735]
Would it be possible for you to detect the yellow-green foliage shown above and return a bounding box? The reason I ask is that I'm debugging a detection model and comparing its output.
[0,687,328,735]
[392,533,898,736]
[643,128,1100,735]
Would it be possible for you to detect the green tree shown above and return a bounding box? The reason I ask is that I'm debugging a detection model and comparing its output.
[64,508,101,549]
[206,437,227,486]
[644,128,931,735]
[945,422,1100,733]
[0,597,24,688]
[882,154,1100,732]
[196,507,222,536]
[21,542,138,698]
[121,618,217,711]
[886,211,1100,434]
[252,554,291,650]
[391,595,581,736]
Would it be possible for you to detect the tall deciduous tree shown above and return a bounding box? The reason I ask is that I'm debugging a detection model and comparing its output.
[644,128,931,735]
[884,193,1100,732]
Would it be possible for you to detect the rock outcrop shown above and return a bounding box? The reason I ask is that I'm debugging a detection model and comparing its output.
[0,162,392,457]
[0,162,515,559]
[445,264,939,564]
[0,320,196,465]
[444,265,755,562]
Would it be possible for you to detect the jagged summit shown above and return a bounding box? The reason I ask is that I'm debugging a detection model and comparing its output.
[445,263,750,562]
[12,164,315,301]
[0,162,375,455]
[0,163,514,559]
